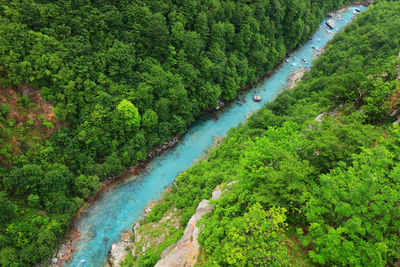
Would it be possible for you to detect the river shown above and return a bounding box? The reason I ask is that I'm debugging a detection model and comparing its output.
[65,5,366,267]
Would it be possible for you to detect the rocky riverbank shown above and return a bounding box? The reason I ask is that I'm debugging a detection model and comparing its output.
[108,181,238,267]
[287,67,308,89]
[51,4,370,266]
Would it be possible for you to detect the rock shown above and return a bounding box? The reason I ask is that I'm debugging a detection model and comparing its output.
[211,189,222,200]
[132,220,141,234]
[144,201,155,217]
[302,58,307,63]
[391,110,400,117]
[196,199,212,214]
[154,200,210,267]
[355,8,361,12]
[52,258,58,265]
[253,95,262,102]
[327,13,334,18]
[325,19,336,29]
[227,180,238,187]
[315,112,326,123]
[215,100,225,110]
[287,67,307,89]
[393,116,400,125]
[109,240,132,267]
[160,244,176,258]
[155,181,238,267]
[160,214,172,223]
[57,245,66,259]
[326,29,332,34]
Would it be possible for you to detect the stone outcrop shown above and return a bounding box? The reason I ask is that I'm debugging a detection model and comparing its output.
[314,112,326,123]
[325,19,336,29]
[155,181,237,267]
[109,231,133,267]
[253,95,262,102]
[108,201,157,267]
[287,67,307,89]
[215,100,225,110]
[108,199,181,266]
[154,199,211,267]
[147,136,180,159]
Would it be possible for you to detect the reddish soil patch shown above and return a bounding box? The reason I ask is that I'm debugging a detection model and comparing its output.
[391,90,400,111]
[0,84,65,166]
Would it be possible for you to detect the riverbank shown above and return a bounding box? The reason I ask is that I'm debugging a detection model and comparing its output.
[104,4,369,267]
[104,2,400,266]
[54,3,369,266]
[51,28,302,267]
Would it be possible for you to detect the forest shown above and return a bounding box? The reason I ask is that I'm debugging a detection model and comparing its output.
[0,0,361,265]
[2,0,400,266]
[119,1,400,266]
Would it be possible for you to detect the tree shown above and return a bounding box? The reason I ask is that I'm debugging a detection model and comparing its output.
[141,109,158,130]
[74,174,101,199]
[4,164,43,195]
[27,194,41,209]
[0,191,16,226]
[362,79,397,122]
[40,164,73,197]
[303,147,400,266]
[200,203,290,266]
[0,247,20,267]
[115,99,141,135]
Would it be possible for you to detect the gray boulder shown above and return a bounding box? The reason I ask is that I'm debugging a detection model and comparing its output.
[155,181,238,267]
[253,95,262,102]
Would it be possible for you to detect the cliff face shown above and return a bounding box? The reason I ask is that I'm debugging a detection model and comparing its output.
[155,181,237,267]
[154,199,210,267]
[108,181,237,267]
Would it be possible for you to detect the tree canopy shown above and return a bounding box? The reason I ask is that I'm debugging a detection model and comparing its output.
[1,0,400,265]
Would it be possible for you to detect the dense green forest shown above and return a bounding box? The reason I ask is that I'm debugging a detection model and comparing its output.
[121,1,400,266]
[0,0,362,265]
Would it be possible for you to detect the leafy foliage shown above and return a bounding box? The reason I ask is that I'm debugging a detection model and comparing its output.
[303,147,400,266]
[201,203,289,266]
[1,0,400,265]
[137,2,400,266]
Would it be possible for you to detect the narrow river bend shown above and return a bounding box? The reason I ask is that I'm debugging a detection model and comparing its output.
[65,6,366,266]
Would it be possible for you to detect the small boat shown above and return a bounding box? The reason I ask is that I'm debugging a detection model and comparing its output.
[302,58,307,63]
[325,19,336,29]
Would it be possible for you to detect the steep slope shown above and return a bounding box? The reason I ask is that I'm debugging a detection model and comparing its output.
[117,1,400,266]
[0,0,361,265]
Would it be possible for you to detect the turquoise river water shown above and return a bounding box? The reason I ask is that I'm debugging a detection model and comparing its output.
[65,5,366,267]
